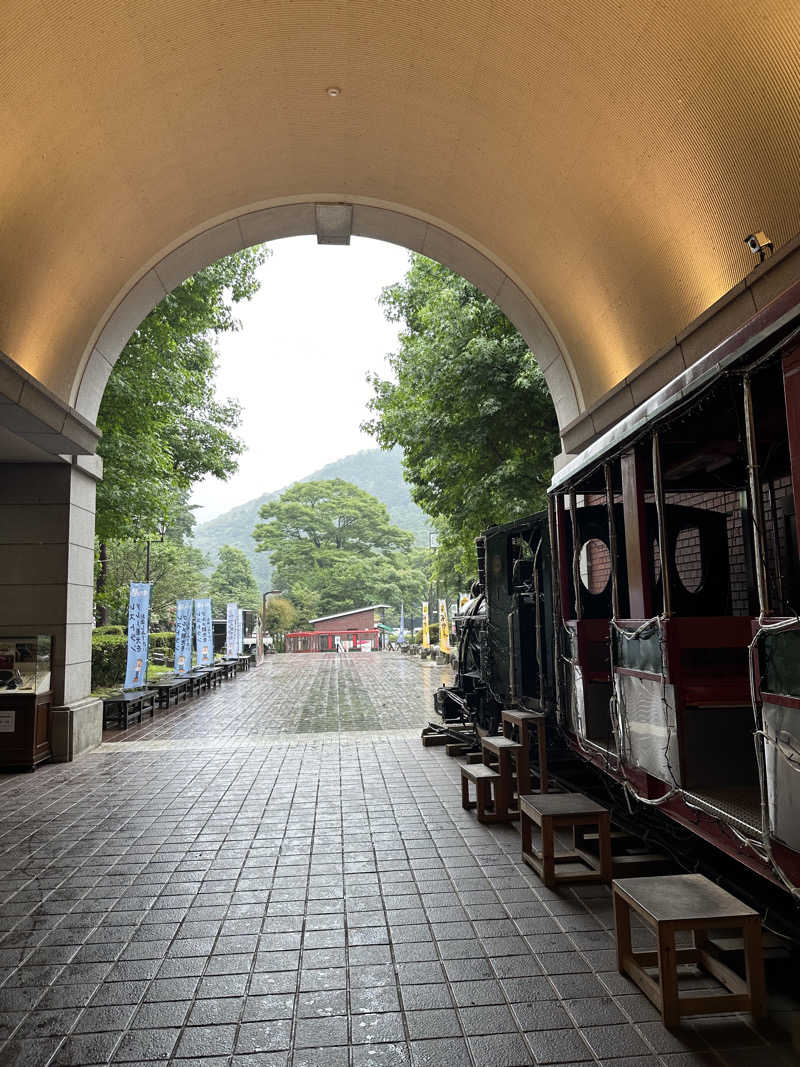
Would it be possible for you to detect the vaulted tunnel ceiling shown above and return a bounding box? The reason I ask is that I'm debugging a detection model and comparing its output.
[2,0,800,442]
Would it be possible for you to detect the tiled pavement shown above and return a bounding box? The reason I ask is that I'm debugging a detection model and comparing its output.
[0,654,797,1066]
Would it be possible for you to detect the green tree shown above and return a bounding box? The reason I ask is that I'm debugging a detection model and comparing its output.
[253,479,425,615]
[263,596,299,634]
[364,254,559,573]
[209,545,261,616]
[95,247,267,544]
[97,539,210,629]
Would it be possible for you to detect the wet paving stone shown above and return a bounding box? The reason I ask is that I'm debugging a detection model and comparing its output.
[0,653,796,1065]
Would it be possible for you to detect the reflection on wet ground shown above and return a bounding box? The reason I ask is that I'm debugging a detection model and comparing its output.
[0,653,796,1066]
[102,652,452,746]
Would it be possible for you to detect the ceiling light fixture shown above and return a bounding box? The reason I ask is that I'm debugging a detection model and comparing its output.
[326,87,341,97]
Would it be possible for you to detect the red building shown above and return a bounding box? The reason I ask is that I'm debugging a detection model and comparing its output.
[286,605,389,653]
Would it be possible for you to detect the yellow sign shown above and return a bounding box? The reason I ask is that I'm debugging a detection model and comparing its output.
[422,602,430,648]
[439,599,450,653]
[458,592,469,614]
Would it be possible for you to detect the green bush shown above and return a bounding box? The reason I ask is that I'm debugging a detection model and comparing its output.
[91,631,177,690]
[94,625,125,635]
[91,633,128,689]
[149,632,176,654]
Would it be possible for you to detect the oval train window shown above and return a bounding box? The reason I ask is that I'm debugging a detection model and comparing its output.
[579,539,611,595]
[675,526,703,593]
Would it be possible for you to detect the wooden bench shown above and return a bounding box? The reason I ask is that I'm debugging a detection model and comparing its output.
[460,763,510,823]
[219,659,238,679]
[151,677,190,709]
[613,874,766,1028]
[501,708,548,793]
[102,689,157,730]
[520,792,611,889]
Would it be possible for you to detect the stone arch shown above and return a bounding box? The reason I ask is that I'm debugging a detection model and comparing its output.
[72,199,582,430]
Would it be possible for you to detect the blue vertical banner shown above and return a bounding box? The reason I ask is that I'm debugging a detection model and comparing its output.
[255,616,264,665]
[226,602,238,658]
[124,582,151,690]
[174,599,193,675]
[237,609,244,655]
[195,598,213,666]
[398,603,405,645]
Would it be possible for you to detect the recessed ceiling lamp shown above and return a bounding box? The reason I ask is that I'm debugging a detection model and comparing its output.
[326,87,341,97]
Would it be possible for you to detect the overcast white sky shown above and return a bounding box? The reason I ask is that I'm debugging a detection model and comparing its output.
[190,236,410,522]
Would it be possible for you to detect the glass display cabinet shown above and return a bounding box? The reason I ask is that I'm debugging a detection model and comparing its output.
[0,635,53,769]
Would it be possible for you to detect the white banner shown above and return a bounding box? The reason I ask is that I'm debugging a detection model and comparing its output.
[226,602,238,658]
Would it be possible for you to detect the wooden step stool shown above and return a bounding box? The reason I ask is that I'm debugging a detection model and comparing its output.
[519,792,611,888]
[481,734,528,816]
[613,874,766,1029]
[460,763,512,823]
[501,709,549,793]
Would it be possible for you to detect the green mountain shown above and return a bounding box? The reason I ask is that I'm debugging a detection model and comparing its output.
[192,447,430,589]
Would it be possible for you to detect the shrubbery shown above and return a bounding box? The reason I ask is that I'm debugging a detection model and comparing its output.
[91,631,176,690]
[91,633,127,689]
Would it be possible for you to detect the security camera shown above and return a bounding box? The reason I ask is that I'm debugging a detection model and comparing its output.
[744,232,774,263]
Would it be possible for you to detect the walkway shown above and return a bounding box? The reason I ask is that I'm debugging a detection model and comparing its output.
[0,654,796,1066]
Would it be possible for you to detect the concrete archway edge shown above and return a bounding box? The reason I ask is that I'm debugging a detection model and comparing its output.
[72,198,583,429]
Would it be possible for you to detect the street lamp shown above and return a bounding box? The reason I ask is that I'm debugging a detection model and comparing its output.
[262,589,281,621]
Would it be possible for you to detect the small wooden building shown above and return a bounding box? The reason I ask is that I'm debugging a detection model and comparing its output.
[286,605,389,652]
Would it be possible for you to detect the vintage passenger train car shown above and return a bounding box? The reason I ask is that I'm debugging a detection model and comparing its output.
[438,291,800,902]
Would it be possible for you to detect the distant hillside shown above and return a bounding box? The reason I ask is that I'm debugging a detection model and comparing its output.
[192,447,430,589]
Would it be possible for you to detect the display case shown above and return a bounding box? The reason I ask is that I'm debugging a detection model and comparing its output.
[0,635,53,770]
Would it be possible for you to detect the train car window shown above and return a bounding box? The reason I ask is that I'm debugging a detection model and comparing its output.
[579,539,611,594]
[675,526,702,593]
[509,534,536,593]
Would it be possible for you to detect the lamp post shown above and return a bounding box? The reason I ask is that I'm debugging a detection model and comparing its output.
[428,531,439,631]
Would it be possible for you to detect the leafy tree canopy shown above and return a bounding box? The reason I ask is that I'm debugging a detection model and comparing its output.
[263,596,299,634]
[96,247,267,542]
[364,255,559,573]
[209,545,261,616]
[97,539,210,630]
[253,479,427,615]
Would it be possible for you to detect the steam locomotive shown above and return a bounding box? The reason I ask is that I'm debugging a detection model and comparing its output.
[437,290,800,906]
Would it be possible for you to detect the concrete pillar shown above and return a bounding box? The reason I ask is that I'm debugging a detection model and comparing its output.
[0,458,102,760]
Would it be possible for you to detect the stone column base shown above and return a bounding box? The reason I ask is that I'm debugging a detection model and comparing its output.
[50,697,103,762]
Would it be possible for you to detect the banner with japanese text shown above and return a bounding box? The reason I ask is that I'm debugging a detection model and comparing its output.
[195,598,213,666]
[439,598,450,653]
[174,599,193,675]
[124,582,151,690]
[255,616,264,665]
[459,592,470,614]
[226,602,238,658]
[237,609,244,655]
[398,603,405,646]
[422,602,430,648]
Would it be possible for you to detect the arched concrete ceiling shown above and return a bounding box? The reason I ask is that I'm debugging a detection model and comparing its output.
[3,0,800,441]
